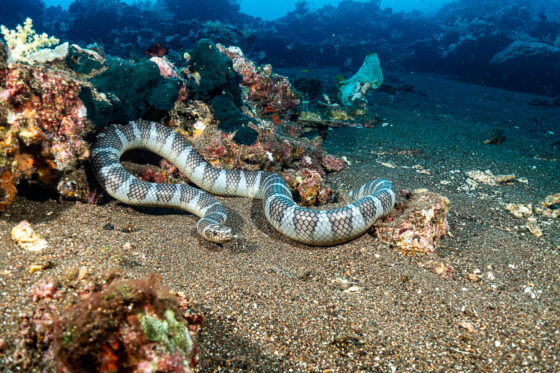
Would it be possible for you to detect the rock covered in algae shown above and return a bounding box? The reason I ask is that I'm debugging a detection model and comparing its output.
[10,274,200,373]
[80,56,183,128]
[374,189,450,254]
[186,39,259,145]
[218,43,301,117]
[0,59,91,209]
[284,168,333,206]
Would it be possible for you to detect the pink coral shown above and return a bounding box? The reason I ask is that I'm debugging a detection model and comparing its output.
[320,154,344,172]
[30,280,58,302]
[150,56,181,79]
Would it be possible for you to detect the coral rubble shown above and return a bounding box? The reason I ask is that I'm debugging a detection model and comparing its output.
[375,189,450,254]
[11,274,201,372]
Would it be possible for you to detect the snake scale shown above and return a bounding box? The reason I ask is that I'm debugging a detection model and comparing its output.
[91,120,395,246]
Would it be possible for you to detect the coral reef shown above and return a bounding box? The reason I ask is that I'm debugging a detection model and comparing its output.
[146,42,169,57]
[210,92,259,145]
[11,274,201,372]
[0,62,91,209]
[65,44,106,76]
[218,44,301,117]
[1,18,60,65]
[0,23,345,209]
[187,39,241,103]
[167,99,343,204]
[375,189,450,254]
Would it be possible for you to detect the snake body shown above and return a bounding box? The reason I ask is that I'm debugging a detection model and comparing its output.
[92,120,395,246]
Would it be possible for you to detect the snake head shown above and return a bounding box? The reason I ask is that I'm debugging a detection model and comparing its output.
[201,224,233,244]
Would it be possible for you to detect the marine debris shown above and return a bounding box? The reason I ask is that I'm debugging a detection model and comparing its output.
[337,52,383,107]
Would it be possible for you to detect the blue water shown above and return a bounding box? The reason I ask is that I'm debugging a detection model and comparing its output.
[42,0,454,19]
[2,0,560,95]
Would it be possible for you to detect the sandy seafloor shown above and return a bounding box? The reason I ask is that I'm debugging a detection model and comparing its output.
[1,70,559,372]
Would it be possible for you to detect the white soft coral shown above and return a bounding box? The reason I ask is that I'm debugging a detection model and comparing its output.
[1,18,59,65]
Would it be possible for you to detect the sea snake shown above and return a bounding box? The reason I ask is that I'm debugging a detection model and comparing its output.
[91,120,395,246]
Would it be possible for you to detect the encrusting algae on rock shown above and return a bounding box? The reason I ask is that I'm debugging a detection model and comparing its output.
[0,33,91,208]
[11,274,201,372]
[375,189,450,254]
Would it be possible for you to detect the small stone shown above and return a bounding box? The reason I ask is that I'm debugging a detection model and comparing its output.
[467,273,481,282]
[378,161,396,168]
[29,264,46,274]
[466,170,516,186]
[0,338,7,352]
[77,266,88,281]
[459,321,476,333]
[11,221,48,252]
[123,241,133,250]
[66,267,79,281]
[122,223,135,233]
[332,277,353,291]
[103,223,115,230]
[526,222,543,237]
[505,203,533,218]
[543,193,560,209]
[494,174,516,184]
[483,128,506,145]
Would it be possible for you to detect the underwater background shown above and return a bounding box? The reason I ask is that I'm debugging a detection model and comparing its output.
[2,0,560,95]
[0,0,559,372]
